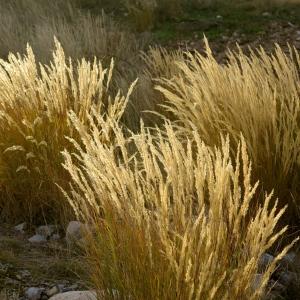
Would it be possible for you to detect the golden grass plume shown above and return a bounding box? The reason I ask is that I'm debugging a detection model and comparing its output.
[0,39,135,223]
[62,114,296,299]
[155,40,300,220]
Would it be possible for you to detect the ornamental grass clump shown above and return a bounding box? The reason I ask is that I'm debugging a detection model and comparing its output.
[62,115,295,299]
[156,40,300,220]
[0,40,135,223]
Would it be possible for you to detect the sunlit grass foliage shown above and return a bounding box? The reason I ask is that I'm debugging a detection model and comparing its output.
[0,40,135,223]
[156,40,300,220]
[62,115,295,299]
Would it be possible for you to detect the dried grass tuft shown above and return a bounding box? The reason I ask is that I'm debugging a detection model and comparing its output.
[62,116,296,299]
[0,40,135,223]
[156,40,300,220]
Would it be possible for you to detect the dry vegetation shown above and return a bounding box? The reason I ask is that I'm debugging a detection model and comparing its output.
[62,118,296,299]
[0,0,141,63]
[0,0,300,299]
[156,41,300,220]
[0,40,135,223]
[0,0,154,130]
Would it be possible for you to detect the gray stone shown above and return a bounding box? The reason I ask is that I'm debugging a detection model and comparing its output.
[25,287,45,300]
[36,225,57,238]
[14,222,27,233]
[66,221,87,245]
[49,291,97,300]
[28,234,47,243]
[258,253,274,273]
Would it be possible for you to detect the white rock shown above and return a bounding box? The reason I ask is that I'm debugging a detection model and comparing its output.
[36,225,57,238]
[14,222,27,233]
[49,291,97,300]
[28,234,47,243]
[25,287,45,300]
[66,221,87,244]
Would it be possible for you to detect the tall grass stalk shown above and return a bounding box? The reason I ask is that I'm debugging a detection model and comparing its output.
[0,40,135,223]
[62,116,296,299]
[156,40,300,220]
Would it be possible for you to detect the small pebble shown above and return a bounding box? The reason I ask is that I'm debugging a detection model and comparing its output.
[25,287,45,300]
